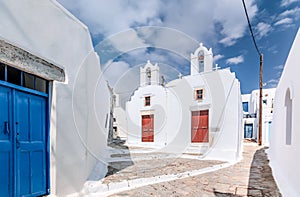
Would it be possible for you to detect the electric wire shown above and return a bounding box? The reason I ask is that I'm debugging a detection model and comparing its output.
[242,0,261,56]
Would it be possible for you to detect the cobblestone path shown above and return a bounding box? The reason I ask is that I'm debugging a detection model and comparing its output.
[107,143,281,197]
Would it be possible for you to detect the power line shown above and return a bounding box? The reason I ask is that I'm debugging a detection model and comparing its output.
[242,0,261,56]
[242,0,264,146]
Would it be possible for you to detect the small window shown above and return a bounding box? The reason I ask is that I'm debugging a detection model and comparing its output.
[0,62,5,81]
[145,96,151,106]
[195,89,204,100]
[263,99,267,105]
[7,66,21,85]
[0,62,48,93]
[285,89,292,145]
[242,102,249,112]
[23,72,35,90]
[36,77,47,93]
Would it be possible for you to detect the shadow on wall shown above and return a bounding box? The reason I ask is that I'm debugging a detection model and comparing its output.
[247,147,282,197]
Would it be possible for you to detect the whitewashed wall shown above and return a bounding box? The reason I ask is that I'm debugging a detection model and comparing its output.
[269,28,300,197]
[113,108,128,140]
[126,85,182,147]
[200,69,242,161]
[0,1,110,196]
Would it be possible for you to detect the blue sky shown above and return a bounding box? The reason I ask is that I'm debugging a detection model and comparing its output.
[58,0,299,95]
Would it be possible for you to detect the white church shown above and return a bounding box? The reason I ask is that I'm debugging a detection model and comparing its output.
[126,44,243,161]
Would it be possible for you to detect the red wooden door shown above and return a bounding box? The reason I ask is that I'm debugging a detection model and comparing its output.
[142,115,154,142]
[191,110,209,142]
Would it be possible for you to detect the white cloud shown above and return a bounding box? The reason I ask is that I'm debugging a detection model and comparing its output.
[58,0,258,47]
[274,7,300,29]
[226,55,244,65]
[214,0,258,46]
[103,60,141,107]
[278,7,300,18]
[256,22,272,39]
[268,79,279,84]
[274,18,293,26]
[281,0,299,7]
[267,78,280,88]
[107,29,148,52]
[213,54,224,62]
[219,37,237,46]
[274,64,284,70]
[267,64,285,88]
[103,60,133,86]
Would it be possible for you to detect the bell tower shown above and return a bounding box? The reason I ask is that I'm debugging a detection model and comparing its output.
[190,43,213,75]
[140,60,160,87]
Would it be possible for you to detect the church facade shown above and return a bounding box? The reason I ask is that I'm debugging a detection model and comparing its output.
[126,44,243,161]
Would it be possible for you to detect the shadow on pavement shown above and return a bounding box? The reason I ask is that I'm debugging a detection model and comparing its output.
[213,188,243,197]
[106,137,134,177]
[247,147,282,197]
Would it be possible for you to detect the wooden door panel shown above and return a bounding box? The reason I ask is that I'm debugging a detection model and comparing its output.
[0,85,12,197]
[15,91,47,196]
[142,115,154,142]
[201,110,209,142]
[191,110,209,143]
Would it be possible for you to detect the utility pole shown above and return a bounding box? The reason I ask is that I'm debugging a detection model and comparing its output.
[258,53,263,146]
[242,0,263,145]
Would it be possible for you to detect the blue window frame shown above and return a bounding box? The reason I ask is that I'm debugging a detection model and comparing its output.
[242,102,249,112]
[0,62,48,94]
[244,123,253,138]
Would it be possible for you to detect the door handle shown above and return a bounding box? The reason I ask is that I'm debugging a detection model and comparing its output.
[4,121,9,135]
[16,132,20,148]
[15,122,20,148]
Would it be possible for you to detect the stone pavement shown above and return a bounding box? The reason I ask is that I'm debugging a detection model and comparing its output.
[104,157,224,184]
[82,143,281,197]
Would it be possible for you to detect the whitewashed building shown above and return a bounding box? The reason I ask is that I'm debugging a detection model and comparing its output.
[0,1,110,196]
[126,44,243,161]
[269,28,300,197]
[112,93,128,140]
[242,88,276,145]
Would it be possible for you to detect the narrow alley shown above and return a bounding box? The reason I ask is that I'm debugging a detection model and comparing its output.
[82,141,281,197]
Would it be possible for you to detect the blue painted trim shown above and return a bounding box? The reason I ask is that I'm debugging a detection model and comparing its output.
[12,88,18,196]
[46,83,51,195]
[8,86,13,197]
[0,81,48,97]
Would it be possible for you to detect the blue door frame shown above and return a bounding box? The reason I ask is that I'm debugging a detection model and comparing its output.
[244,123,253,138]
[0,81,50,197]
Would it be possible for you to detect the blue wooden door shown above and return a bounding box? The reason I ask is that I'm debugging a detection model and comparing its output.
[15,90,47,196]
[0,85,13,197]
[0,84,48,196]
[244,123,253,138]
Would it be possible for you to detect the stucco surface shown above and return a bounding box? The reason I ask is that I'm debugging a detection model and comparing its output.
[0,1,110,196]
